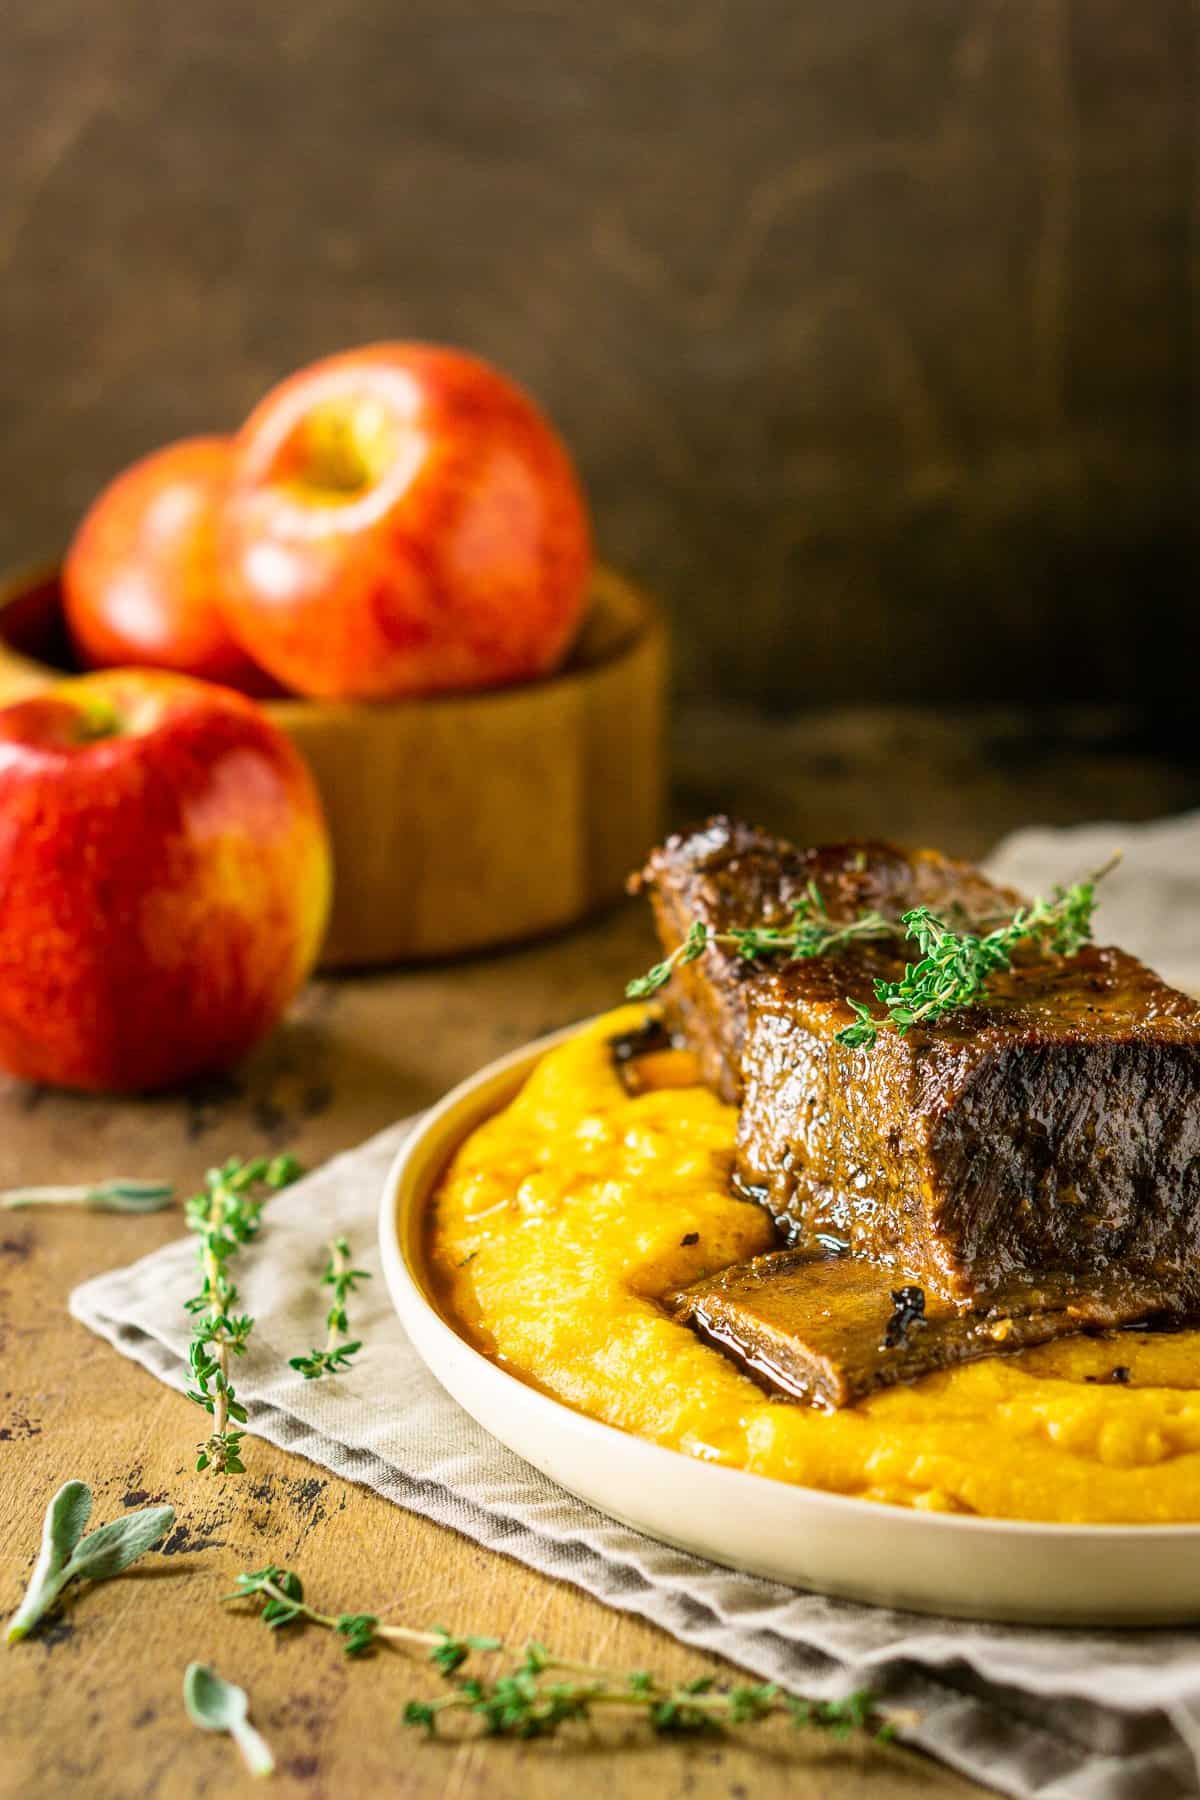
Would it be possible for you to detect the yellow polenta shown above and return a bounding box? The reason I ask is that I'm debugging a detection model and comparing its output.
[427,1006,1200,1523]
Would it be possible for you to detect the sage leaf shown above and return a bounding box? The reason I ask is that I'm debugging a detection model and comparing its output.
[0,1179,173,1213]
[47,1478,93,1563]
[6,1481,174,1644]
[68,1506,175,1582]
[6,1480,92,1642]
[184,1663,275,1777]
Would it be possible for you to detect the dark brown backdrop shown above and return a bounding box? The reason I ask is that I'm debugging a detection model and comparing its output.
[2,0,1196,708]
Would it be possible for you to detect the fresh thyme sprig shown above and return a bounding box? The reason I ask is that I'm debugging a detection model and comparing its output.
[184,1155,303,1475]
[404,1664,888,1744]
[289,1236,369,1380]
[0,1178,173,1213]
[629,859,1119,1049]
[627,881,897,1000]
[225,1564,494,1660]
[837,858,1119,1048]
[226,1565,898,1744]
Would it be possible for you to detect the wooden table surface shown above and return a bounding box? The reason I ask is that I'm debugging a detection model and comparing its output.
[4,705,1198,1800]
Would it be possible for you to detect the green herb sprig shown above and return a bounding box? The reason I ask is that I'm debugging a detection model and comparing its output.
[226,1565,898,1745]
[289,1236,369,1380]
[0,1178,173,1213]
[6,1479,174,1643]
[185,1155,303,1476]
[838,861,1117,1048]
[184,1663,275,1777]
[226,1564,494,1660]
[627,882,897,1000]
[403,1657,888,1743]
[630,860,1118,1049]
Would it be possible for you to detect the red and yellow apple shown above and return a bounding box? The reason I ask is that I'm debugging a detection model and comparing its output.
[217,343,592,700]
[0,671,331,1092]
[63,437,277,696]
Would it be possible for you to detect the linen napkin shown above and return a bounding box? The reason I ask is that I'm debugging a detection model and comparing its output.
[986,808,1200,998]
[71,811,1200,1800]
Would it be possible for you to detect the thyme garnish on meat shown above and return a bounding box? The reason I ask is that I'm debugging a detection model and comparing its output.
[627,881,896,1000]
[629,859,1119,1049]
[185,1155,303,1475]
[838,862,1117,1048]
[288,1235,369,1380]
[226,1564,898,1743]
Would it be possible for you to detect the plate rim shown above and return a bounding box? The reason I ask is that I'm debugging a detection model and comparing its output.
[377,1013,1200,1550]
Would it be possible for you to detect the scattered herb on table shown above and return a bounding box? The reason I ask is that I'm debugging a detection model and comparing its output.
[185,1154,303,1476]
[630,860,1119,1049]
[0,1178,173,1213]
[289,1235,369,1380]
[6,1479,174,1644]
[227,1565,897,1744]
[226,1563,497,1660]
[184,1663,275,1777]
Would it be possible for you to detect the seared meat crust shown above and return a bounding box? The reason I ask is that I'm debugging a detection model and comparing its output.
[639,818,1200,1310]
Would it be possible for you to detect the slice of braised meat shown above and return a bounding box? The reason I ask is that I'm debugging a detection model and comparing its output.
[638,818,1200,1302]
[635,818,1200,1405]
[671,1249,1194,1409]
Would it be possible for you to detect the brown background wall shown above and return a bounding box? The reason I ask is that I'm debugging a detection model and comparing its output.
[1,0,1196,708]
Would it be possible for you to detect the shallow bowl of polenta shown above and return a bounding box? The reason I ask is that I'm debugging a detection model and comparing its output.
[378,1008,1200,1625]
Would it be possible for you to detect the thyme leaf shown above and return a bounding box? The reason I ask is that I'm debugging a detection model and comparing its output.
[185,1154,303,1476]
[836,858,1119,1048]
[288,1235,369,1380]
[629,858,1120,1049]
[226,1563,902,1744]
[627,883,897,1000]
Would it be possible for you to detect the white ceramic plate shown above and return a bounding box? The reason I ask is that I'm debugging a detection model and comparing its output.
[379,1022,1200,1626]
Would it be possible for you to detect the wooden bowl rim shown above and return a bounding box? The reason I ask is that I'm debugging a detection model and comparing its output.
[0,558,666,720]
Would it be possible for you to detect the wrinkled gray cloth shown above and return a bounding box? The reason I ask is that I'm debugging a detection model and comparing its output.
[71,814,1200,1800]
[986,809,1200,998]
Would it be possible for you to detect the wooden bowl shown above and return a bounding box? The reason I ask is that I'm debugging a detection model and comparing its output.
[0,563,667,968]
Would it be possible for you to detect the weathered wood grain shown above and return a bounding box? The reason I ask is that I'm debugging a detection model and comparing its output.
[0,1,1196,708]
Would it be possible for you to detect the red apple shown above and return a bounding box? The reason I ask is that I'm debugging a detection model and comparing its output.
[0,671,331,1093]
[217,343,592,700]
[63,436,278,696]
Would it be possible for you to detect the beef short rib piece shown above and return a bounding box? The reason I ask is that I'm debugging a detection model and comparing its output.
[633,818,1022,1108]
[637,819,1200,1304]
[671,1250,1191,1408]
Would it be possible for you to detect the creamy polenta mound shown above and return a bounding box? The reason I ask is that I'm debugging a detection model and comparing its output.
[427,1006,1200,1523]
